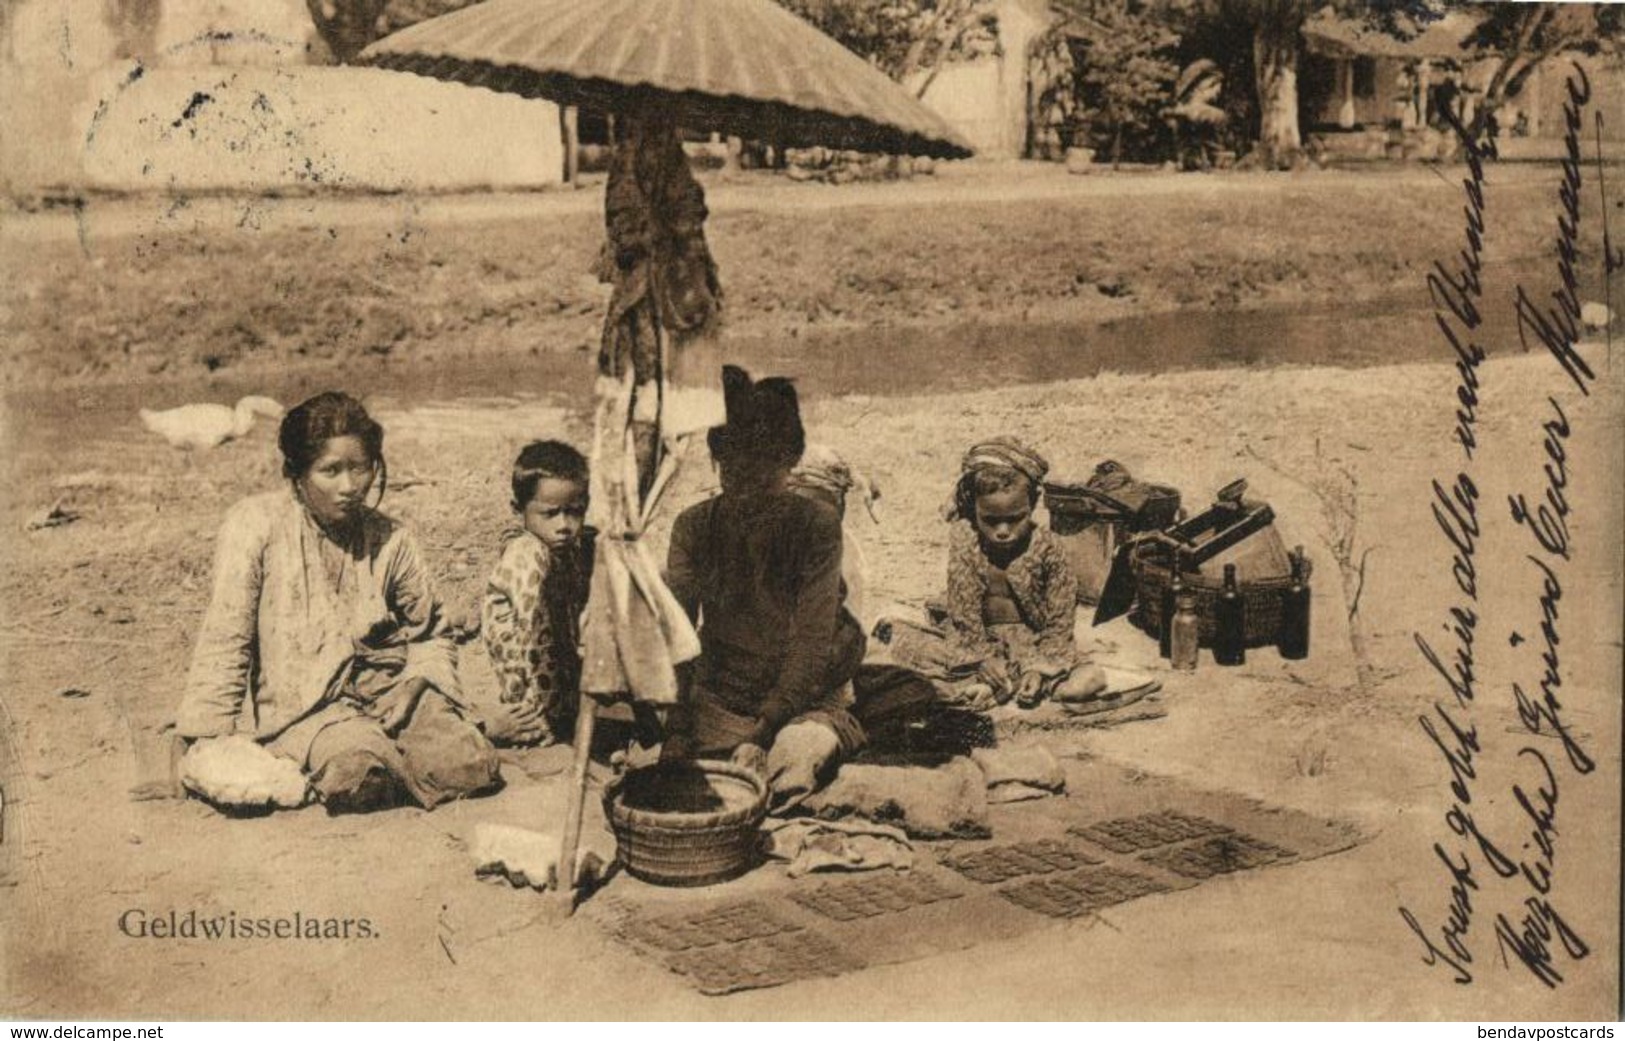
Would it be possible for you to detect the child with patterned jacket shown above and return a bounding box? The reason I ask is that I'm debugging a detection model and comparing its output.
[941,437,1107,708]
[481,441,594,747]
[879,436,1108,711]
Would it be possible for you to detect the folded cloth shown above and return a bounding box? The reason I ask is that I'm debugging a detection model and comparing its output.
[1058,666,1161,716]
[469,823,614,892]
[762,818,914,877]
[970,744,1066,804]
[875,617,982,682]
[1106,665,1161,697]
[801,757,989,839]
[180,735,310,811]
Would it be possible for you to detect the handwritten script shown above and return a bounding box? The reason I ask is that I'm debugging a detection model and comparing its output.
[1400,63,1601,989]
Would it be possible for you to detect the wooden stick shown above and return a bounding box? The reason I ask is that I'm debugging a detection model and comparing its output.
[554,694,598,910]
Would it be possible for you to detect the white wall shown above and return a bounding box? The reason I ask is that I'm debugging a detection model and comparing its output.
[913,58,1006,157]
[909,0,1055,160]
[79,65,565,192]
[153,0,316,66]
[2,0,565,193]
[2,0,124,188]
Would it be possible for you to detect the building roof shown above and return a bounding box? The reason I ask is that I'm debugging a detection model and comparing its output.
[1302,7,1486,61]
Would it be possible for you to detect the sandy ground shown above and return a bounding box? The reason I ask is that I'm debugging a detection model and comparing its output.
[0,162,1622,1019]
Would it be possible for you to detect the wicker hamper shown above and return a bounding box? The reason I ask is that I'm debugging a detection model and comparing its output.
[1127,491,1307,648]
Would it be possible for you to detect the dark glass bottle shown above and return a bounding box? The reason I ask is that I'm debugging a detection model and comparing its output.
[1214,563,1246,666]
[1159,551,1186,659]
[1279,546,1311,660]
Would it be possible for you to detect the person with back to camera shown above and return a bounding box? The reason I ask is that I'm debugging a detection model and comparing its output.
[662,366,866,811]
[173,391,501,814]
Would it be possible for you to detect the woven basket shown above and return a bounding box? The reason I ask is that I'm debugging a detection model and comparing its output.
[603,760,769,887]
[1129,545,1308,648]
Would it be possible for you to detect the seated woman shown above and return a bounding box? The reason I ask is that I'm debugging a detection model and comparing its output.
[174,392,501,814]
[664,367,865,810]
[788,442,877,631]
[790,444,939,746]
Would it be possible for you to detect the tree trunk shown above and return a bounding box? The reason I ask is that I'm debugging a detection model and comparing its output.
[561,106,580,185]
[1463,5,1554,147]
[1253,20,1301,167]
[305,0,386,64]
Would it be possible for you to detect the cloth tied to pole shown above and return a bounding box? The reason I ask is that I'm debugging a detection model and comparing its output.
[581,116,719,706]
[579,532,698,706]
[579,383,701,706]
[594,112,722,385]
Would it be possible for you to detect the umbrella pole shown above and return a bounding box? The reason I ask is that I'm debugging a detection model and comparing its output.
[557,110,703,906]
[554,694,597,909]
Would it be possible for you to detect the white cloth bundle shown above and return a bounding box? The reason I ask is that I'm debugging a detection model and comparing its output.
[180,735,310,810]
[970,744,1067,804]
[469,823,613,891]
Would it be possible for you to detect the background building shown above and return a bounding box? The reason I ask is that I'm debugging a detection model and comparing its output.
[2,0,565,195]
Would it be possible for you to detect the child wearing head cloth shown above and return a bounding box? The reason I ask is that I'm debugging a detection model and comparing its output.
[917,436,1105,709]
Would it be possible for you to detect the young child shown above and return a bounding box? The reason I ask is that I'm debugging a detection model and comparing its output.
[948,438,1106,707]
[481,441,594,747]
[900,437,1105,710]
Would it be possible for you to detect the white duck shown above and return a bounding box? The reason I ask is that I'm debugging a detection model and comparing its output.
[139,395,285,450]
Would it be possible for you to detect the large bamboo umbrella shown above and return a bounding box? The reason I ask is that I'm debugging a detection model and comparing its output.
[360,0,974,156]
[359,0,971,899]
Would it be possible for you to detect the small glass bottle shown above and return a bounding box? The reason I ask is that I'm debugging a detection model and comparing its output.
[1170,588,1200,672]
[1159,551,1186,659]
[1278,546,1311,660]
[1214,563,1246,666]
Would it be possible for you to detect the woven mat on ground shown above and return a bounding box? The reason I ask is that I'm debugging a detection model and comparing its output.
[583,754,1360,996]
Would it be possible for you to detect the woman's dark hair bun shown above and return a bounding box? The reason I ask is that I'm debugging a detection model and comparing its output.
[278,392,386,494]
